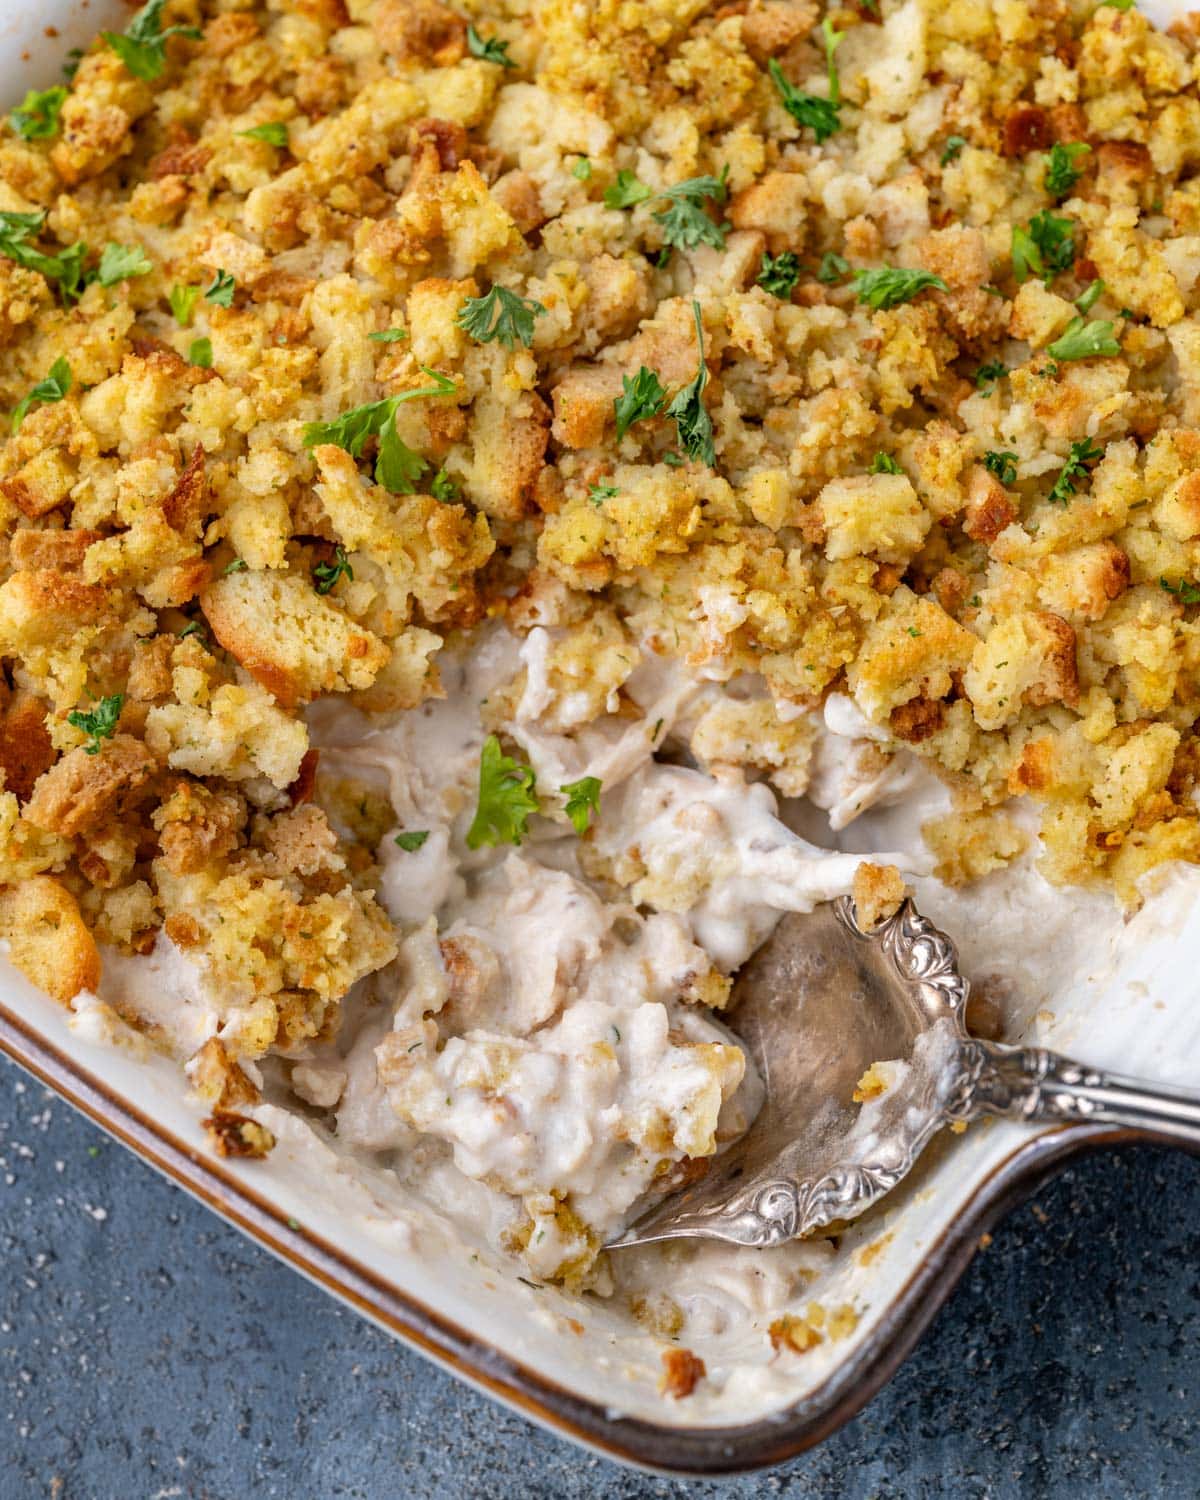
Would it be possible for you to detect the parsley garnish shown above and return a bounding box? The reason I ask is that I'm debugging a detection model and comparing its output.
[240,121,288,148]
[10,86,66,141]
[302,366,456,493]
[940,135,967,166]
[178,621,206,641]
[103,0,200,81]
[369,328,407,343]
[1161,576,1200,604]
[1044,142,1090,199]
[588,483,618,503]
[0,211,88,304]
[572,157,592,181]
[313,545,353,594]
[67,693,123,754]
[851,266,949,310]
[1075,279,1105,314]
[869,452,902,474]
[1011,211,1075,283]
[975,358,1007,392]
[223,558,248,574]
[169,283,200,326]
[1102,0,1135,10]
[604,170,653,209]
[466,735,539,848]
[614,366,668,439]
[1045,317,1120,362]
[394,830,430,851]
[466,24,515,66]
[758,250,801,300]
[97,242,152,287]
[768,57,840,144]
[456,284,546,349]
[11,356,71,432]
[817,252,849,284]
[205,269,236,308]
[1047,438,1103,504]
[560,776,601,834]
[652,170,729,253]
[188,337,212,368]
[664,300,714,465]
[983,450,1018,485]
[430,468,460,501]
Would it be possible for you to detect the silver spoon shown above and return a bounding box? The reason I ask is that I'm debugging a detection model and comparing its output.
[609,896,1200,1251]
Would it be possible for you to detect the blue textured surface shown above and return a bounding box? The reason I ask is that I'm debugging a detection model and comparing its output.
[1,1048,1198,1499]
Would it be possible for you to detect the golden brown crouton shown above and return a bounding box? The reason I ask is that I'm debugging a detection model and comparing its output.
[189,1037,260,1109]
[24,735,157,839]
[202,1110,276,1159]
[963,466,1018,545]
[0,691,54,803]
[851,862,907,930]
[374,0,467,65]
[0,875,101,1002]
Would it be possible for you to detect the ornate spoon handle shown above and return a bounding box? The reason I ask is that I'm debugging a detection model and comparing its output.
[945,1039,1200,1147]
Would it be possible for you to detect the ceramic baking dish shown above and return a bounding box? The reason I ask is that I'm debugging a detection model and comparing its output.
[1,0,1197,1474]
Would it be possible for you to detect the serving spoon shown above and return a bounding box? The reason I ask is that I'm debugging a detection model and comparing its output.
[609,896,1200,1251]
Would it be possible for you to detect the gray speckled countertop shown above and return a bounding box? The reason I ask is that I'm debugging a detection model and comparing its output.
[1,1049,1197,1500]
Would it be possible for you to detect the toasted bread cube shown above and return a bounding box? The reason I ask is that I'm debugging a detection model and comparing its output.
[0,875,101,1003]
[819,473,931,564]
[0,449,76,519]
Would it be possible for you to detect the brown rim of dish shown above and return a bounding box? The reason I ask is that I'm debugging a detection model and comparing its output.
[0,996,1191,1476]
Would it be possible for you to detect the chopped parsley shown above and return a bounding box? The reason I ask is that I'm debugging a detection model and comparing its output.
[1160,576,1200,605]
[169,283,201,326]
[983,450,1019,486]
[869,452,902,475]
[103,0,200,81]
[614,365,668,439]
[1045,316,1120,362]
[466,24,515,67]
[768,20,843,144]
[9,85,67,141]
[430,468,460,501]
[652,169,729,253]
[816,251,849,284]
[758,250,801,300]
[588,483,618,503]
[369,327,407,343]
[188,336,212,368]
[1044,142,1090,199]
[560,776,602,834]
[604,170,653,210]
[313,544,353,595]
[394,830,430,851]
[1047,438,1103,505]
[572,157,592,181]
[67,693,123,754]
[466,735,540,848]
[97,242,152,287]
[302,366,456,493]
[1102,0,1135,9]
[456,284,546,349]
[11,356,71,432]
[664,300,714,465]
[204,269,236,308]
[1075,279,1105,314]
[0,210,89,304]
[223,558,248,575]
[940,135,967,166]
[975,358,1007,393]
[239,121,289,148]
[178,621,206,641]
[850,265,949,310]
[1011,210,1075,283]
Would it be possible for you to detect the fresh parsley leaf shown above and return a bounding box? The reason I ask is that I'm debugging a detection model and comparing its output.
[376,420,428,494]
[1047,438,1103,504]
[0,210,46,241]
[455,284,546,349]
[940,134,967,166]
[664,301,714,465]
[302,366,456,491]
[394,829,430,851]
[169,283,201,326]
[975,358,1007,392]
[10,85,67,141]
[430,468,460,501]
[652,169,729,253]
[1044,142,1090,199]
[67,693,123,754]
[369,327,407,343]
[1045,316,1120,362]
[768,57,841,144]
[97,242,152,287]
[11,356,71,432]
[604,170,653,210]
[239,121,288,148]
[983,450,1019,485]
[1102,0,1135,9]
[869,452,902,475]
[205,269,235,308]
[1161,576,1200,605]
[188,336,212,367]
[103,0,200,81]
[572,157,592,181]
[0,212,89,304]
[466,23,515,66]
[757,250,801,300]
[313,544,353,595]
[560,776,601,834]
[1075,279,1105,314]
[614,366,667,439]
[466,735,539,848]
[851,265,949,310]
[223,558,247,574]
[817,251,849,284]
[178,621,206,641]
[1011,210,1075,283]
[588,483,619,503]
